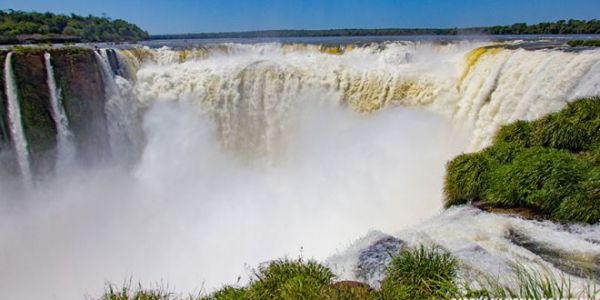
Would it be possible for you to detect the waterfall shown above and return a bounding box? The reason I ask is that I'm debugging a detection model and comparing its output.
[94,49,140,164]
[4,53,32,185]
[44,52,75,173]
[126,43,600,151]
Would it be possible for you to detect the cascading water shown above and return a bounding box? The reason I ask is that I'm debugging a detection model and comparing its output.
[1,41,600,299]
[4,52,32,185]
[44,52,75,173]
[94,49,141,165]
[126,42,600,151]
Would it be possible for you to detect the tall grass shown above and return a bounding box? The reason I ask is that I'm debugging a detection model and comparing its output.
[445,97,600,224]
[99,247,599,300]
[379,246,458,299]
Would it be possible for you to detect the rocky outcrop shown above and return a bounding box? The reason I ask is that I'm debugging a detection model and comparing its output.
[356,235,404,285]
[0,47,111,179]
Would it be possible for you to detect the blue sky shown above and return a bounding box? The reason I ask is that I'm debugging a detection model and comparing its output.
[2,0,600,34]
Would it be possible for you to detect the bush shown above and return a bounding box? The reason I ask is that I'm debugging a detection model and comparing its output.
[493,120,533,147]
[444,152,491,207]
[486,147,587,214]
[321,282,376,300]
[531,98,600,152]
[101,283,173,300]
[482,142,525,164]
[245,257,335,299]
[204,286,247,300]
[531,114,590,152]
[553,168,600,223]
[380,246,458,299]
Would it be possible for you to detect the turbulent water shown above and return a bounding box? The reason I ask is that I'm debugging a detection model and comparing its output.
[1,41,600,299]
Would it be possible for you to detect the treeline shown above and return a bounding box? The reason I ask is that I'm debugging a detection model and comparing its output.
[482,19,600,34]
[152,19,600,40]
[0,10,149,44]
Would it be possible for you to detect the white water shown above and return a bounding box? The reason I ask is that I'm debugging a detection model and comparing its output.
[94,49,142,165]
[4,52,32,186]
[124,43,600,150]
[1,41,600,299]
[44,53,75,173]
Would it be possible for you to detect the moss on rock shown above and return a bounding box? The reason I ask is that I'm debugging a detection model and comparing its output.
[12,50,57,176]
[49,47,110,165]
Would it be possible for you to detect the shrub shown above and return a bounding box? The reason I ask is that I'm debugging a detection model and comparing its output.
[482,142,525,164]
[321,282,376,300]
[531,114,590,152]
[245,257,335,299]
[493,120,533,147]
[553,168,600,223]
[444,152,491,207]
[101,283,173,300]
[204,286,247,300]
[380,246,458,299]
[486,147,587,214]
[531,98,600,152]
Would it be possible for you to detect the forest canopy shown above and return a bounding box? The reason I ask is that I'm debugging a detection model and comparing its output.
[0,10,149,44]
[152,19,600,40]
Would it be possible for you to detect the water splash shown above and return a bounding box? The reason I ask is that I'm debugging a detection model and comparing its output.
[4,52,32,186]
[94,49,142,165]
[123,43,600,151]
[44,52,75,173]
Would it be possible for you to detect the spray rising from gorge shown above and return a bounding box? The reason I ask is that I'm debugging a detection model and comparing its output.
[0,41,600,299]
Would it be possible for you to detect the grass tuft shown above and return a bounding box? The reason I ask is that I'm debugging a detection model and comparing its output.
[380,246,458,299]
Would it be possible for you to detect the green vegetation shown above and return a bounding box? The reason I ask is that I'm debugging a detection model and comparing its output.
[151,19,600,40]
[444,97,600,223]
[0,9,149,44]
[379,246,457,299]
[568,40,600,47]
[101,283,174,300]
[100,247,598,299]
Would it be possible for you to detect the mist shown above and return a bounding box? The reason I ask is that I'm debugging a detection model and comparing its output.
[0,93,468,299]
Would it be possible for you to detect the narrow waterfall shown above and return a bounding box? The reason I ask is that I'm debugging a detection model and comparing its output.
[94,49,139,164]
[4,53,32,185]
[44,52,75,172]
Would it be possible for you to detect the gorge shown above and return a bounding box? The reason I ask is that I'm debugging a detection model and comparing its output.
[0,40,600,299]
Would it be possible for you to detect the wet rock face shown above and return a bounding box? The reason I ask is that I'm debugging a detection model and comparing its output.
[12,50,57,177]
[356,235,404,286]
[0,48,111,178]
[49,48,110,166]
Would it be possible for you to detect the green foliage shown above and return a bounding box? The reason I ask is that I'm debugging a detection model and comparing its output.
[482,142,525,164]
[151,19,600,40]
[204,286,247,300]
[0,9,148,44]
[553,167,600,223]
[463,265,599,299]
[532,98,600,152]
[443,152,491,207]
[101,283,174,300]
[486,147,587,212]
[321,283,376,300]
[493,120,533,147]
[245,257,335,299]
[99,250,600,300]
[380,246,458,300]
[445,97,600,223]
